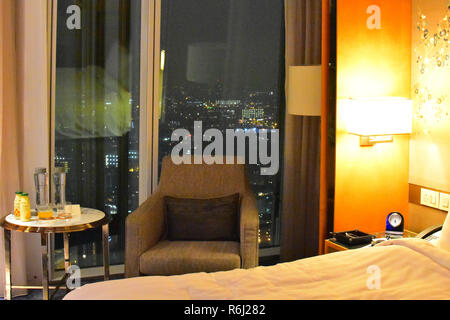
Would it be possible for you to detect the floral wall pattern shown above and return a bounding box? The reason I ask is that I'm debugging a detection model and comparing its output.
[413,1,449,129]
[410,0,450,192]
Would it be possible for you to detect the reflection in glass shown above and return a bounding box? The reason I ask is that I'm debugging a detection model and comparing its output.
[53,0,141,269]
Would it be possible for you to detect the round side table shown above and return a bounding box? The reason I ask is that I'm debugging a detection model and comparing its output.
[1,208,111,300]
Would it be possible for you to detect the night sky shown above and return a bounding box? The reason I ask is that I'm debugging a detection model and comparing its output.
[56,0,284,94]
[161,0,284,93]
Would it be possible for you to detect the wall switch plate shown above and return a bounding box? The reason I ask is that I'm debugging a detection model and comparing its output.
[439,192,450,211]
[421,188,440,209]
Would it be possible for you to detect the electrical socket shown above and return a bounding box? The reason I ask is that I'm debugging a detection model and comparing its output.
[439,192,450,211]
[421,188,440,209]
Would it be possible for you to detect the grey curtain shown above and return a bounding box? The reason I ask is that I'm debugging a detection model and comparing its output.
[281,0,322,262]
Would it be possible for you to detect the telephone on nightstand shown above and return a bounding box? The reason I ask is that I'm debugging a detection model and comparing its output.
[416,225,443,243]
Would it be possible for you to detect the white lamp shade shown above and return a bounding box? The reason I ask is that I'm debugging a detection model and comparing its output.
[341,97,413,136]
[287,66,322,116]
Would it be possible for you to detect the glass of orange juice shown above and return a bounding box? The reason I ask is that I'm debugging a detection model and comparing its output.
[37,205,54,220]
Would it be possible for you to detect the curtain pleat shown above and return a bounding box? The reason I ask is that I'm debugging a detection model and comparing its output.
[0,0,28,298]
[281,0,322,261]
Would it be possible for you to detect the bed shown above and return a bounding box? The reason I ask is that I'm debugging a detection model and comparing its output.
[64,238,450,300]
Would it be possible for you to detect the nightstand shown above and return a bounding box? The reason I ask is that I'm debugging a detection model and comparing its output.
[324,230,418,254]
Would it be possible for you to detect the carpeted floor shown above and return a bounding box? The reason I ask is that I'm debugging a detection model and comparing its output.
[6,275,125,300]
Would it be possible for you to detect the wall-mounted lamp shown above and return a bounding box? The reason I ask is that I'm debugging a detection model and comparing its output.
[341,97,413,147]
[287,66,322,116]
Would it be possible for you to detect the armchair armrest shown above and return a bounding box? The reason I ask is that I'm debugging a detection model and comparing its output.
[125,191,165,278]
[240,191,260,269]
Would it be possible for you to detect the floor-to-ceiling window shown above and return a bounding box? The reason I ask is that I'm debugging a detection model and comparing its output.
[158,0,285,248]
[51,0,285,273]
[53,0,141,270]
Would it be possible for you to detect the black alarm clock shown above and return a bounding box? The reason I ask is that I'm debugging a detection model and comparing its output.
[386,212,404,237]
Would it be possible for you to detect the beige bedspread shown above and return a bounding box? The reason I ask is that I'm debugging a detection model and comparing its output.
[64,238,450,300]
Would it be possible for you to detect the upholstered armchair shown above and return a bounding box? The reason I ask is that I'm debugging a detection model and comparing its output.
[125,157,259,278]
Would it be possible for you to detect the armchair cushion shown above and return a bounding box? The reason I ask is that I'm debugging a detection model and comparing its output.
[139,241,241,276]
[164,193,240,241]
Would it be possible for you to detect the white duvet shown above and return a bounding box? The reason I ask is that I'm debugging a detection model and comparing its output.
[64,238,450,300]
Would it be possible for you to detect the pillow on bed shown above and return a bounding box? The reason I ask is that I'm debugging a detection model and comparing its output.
[164,194,240,241]
[438,211,450,252]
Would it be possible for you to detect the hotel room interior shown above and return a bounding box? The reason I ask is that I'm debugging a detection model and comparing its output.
[0,0,449,301]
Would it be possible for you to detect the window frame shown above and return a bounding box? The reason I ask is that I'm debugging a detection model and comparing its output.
[48,0,157,279]
[154,0,283,255]
[48,1,280,280]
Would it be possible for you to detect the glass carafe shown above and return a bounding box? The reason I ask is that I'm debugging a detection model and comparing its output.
[53,167,70,219]
[34,168,53,219]
[53,167,67,205]
[34,168,49,207]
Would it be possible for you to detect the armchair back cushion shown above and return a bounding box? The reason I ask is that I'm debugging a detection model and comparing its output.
[164,194,240,241]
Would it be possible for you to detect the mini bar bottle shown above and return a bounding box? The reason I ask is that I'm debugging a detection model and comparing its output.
[14,192,23,220]
[20,193,31,222]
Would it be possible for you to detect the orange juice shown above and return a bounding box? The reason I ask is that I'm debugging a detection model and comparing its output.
[38,209,53,220]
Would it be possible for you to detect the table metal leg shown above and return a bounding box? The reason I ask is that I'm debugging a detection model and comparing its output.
[4,229,12,300]
[41,233,49,300]
[102,224,110,281]
[49,233,70,300]
[63,233,70,272]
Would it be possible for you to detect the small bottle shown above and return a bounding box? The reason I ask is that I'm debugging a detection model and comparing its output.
[14,192,23,220]
[20,193,31,222]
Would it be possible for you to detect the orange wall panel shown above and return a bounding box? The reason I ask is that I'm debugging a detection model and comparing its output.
[337,0,412,98]
[335,0,412,233]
